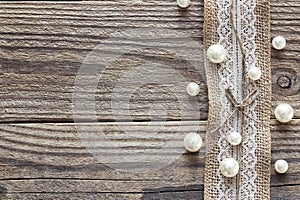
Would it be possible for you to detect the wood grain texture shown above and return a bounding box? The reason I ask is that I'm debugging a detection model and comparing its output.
[0,120,299,199]
[0,0,298,122]
[0,0,299,199]
[2,186,300,200]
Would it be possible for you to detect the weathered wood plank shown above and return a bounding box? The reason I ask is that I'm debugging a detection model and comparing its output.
[0,0,299,199]
[4,193,143,200]
[0,120,298,198]
[1,185,299,200]
[0,0,298,122]
[271,185,300,200]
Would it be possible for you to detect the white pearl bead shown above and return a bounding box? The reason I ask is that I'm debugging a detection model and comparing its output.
[183,133,202,152]
[207,44,227,63]
[275,159,289,174]
[186,82,200,96]
[227,132,242,146]
[177,0,190,8]
[272,36,286,50]
[248,67,262,81]
[275,103,294,123]
[220,158,239,178]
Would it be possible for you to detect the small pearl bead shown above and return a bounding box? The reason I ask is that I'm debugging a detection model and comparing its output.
[220,158,239,178]
[177,0,190,8]
[248,67,262,81]
[186,82,200,96]
[275,159,289,174]
[272,36,286,50]
[184,133,202,152]
[275,103,294,123]
[227,132,242,146]
[207,44,227,64]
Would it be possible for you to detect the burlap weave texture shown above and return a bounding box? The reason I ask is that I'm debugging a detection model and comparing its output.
[203,0,271,199]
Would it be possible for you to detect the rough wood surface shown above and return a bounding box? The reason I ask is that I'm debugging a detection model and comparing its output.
[0,0,299,199]
[0,0,299,122]
[0,120,299,199]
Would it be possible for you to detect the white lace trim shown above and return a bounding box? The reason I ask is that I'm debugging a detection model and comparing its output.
[216,0,258,199]
[239,0,258,199]
[216,0,238,199]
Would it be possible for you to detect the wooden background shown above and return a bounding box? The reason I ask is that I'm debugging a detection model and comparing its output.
[0,0,299,199]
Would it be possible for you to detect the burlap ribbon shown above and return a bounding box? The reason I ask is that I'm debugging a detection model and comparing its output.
[204,0,271,199]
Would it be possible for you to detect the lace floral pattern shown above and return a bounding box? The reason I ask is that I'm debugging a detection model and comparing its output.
[239,0,258,199]
[216,0,238,199]
[216,0,258,199]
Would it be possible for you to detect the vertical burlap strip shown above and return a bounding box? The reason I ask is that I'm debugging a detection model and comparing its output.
[203,0,271,199]
[252,1,271,198]
[203,0,229,198]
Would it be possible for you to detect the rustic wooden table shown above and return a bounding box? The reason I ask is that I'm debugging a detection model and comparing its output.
[0,1,299,199]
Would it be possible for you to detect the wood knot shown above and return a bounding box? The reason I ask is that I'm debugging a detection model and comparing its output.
[277,75,291,88]
[272,67,299,96]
